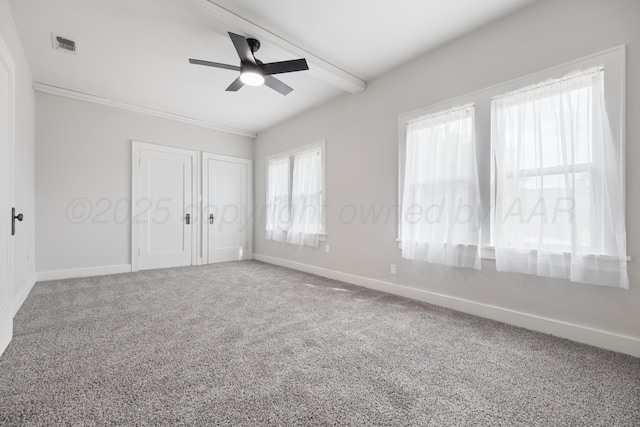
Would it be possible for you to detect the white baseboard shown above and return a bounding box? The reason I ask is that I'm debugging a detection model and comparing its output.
[36,264,132,282]
[12,274,36,317]
[253,254,640,358]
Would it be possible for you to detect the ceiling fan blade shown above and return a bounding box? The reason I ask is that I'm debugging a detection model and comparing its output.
[264,75,293,96]
[262,59,309,76]
[228,32,256,64]
[189,59,240,72]
[226,77,244,92]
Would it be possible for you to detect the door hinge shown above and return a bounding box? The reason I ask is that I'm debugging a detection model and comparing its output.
[139,158,142,166]
[138,248,142,256]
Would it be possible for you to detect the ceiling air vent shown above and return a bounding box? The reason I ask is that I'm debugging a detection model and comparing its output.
[52,33,77,53]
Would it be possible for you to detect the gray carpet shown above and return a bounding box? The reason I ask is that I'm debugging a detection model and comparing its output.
[0,261,638,426]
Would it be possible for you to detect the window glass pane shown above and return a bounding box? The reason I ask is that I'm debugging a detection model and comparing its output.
[501,86,593,174]
[401,105,481,269]
[492,68,605,254]
[500,170,592,251]
[265,157,290,242]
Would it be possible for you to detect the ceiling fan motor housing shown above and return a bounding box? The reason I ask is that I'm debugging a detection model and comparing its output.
[247,38,261,54]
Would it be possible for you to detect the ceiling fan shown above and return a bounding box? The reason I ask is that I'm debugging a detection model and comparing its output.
[189,32,309,96]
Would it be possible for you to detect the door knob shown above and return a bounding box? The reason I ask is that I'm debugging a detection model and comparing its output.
[209,214,214,224]
[185,213,191,225]
[12,207,23,236]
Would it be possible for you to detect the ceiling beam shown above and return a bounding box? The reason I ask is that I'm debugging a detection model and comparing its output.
[185,0,366,94]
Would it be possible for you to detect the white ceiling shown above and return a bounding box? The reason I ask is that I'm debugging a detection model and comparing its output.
[9,0,537,135]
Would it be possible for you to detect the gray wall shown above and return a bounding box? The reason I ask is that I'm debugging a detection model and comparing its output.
[0,0,36,312]
[35,93,254,273]
[254,0,640,340]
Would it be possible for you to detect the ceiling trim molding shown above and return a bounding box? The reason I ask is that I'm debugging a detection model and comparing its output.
[186,0,366,94]
[33,82,257,138]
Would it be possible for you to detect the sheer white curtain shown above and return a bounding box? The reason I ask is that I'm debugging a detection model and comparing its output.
[287,148,322,247]
[492,67,628,288]
[266,157,290,242]
[401,105,482,269]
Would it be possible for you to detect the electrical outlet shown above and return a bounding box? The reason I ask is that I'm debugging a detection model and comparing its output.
[390,264,396,275]
[325,244,330,253]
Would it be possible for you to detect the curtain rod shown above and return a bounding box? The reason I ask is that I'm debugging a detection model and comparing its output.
[406,103,474,125]
[492,65,604,101]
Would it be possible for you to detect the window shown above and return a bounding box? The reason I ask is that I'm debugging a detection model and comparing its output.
[400,105,482,269]
[265,141,325,247]
[492,67,627,288]
[265,157,290,243]
[398,46,627,288]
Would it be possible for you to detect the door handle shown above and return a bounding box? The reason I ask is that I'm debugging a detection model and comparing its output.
[12,207,23,236]
[185,213,191,225]
[209,214,214,224]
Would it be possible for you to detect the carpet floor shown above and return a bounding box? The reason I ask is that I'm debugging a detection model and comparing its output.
[0,260,638,426]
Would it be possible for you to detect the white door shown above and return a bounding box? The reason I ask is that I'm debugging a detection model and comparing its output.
[133,142,197,271]
[203,153,252,263]
[0,35,15,356]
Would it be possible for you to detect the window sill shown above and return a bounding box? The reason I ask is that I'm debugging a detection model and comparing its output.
[395,239,631,262]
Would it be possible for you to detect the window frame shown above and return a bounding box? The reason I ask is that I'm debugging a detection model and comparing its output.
[266,140,327,241]
[398,45,625,259]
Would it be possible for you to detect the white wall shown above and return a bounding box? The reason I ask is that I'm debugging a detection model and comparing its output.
[1,0,36,314]
[254,0,640,353]
[35,93,253,274]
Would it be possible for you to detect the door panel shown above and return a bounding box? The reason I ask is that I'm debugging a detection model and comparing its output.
[147,158,187,254]
[203,154,251,264]
[135,144,196,271]
[0,36,14,356]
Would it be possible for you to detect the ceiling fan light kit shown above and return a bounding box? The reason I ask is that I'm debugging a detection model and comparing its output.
[240,71,264,86]
[239,61,264,86]
[190,32,309,95]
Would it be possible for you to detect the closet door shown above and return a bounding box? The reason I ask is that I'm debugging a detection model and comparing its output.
[202,153,252,264]
[132,142,197,271]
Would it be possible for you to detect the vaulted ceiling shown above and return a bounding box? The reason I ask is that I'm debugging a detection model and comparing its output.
[9,0,538,135]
